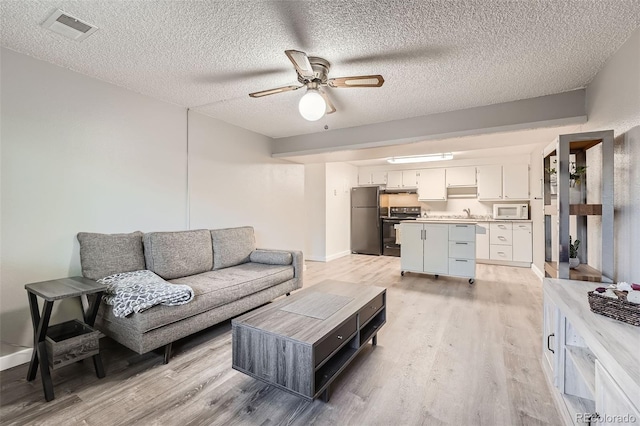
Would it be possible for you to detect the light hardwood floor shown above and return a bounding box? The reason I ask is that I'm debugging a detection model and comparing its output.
[0,255,560,425]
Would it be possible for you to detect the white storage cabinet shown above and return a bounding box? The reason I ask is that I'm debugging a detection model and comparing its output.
[417,169,446,201]
[400,222,476,284]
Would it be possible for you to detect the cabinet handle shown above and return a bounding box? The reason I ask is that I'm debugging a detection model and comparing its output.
[547,333,555,353]
[499,225,506,229]
[455,259,468,262]
[455,225,468,228]
[498,236,507,240]
[337,335,343,340]
[455,242,468,245]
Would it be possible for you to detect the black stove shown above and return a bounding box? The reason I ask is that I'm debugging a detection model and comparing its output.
[381,206,421,256]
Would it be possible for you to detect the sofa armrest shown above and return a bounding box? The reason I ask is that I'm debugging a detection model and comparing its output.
[252,249,303,282]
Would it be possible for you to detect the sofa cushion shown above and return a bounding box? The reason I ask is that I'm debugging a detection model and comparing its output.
[99,262,294,333]
[211,226,255,270]
[77,231,145,280]
[143,230,213,280]
[250,249,293,265]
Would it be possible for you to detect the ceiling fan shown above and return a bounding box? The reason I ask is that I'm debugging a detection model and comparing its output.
[249,50,384,121]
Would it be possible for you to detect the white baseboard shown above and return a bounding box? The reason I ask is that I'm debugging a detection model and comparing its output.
[306,251,352,263]
[531,263,544,281]
[0,348,31,371]
[325,250,351,262]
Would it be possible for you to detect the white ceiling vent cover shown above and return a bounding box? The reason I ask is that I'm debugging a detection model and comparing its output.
[42,10,98,41]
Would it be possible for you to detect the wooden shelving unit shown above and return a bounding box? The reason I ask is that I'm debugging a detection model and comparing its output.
[542,130,614,283]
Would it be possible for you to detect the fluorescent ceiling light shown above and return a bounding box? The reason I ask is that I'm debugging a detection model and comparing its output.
[387,153,454,164]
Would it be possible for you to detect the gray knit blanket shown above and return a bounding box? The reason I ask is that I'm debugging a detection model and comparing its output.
[98,270,194,318]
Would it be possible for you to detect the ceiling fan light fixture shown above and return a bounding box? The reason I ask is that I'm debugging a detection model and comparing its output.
[298,88,326,121]
[387,153,454,164]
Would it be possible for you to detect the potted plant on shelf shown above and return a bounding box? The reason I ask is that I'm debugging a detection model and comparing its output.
[569,163,587,187]
[569,236,580,269]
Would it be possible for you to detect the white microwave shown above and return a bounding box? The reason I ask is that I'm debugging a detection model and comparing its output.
[493,203,529,220]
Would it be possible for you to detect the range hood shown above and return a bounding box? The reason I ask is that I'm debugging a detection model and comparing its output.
[382,188,417,194]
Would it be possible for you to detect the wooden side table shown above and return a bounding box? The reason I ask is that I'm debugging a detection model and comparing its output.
[25,277,107,401]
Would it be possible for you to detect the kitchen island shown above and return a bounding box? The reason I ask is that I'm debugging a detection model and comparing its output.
[400,220,477,284]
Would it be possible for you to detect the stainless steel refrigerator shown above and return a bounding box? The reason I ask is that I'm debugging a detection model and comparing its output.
[351,186,381,255]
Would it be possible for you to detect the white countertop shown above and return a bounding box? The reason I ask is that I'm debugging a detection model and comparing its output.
[544,278,640,405]
[399,218,532,224]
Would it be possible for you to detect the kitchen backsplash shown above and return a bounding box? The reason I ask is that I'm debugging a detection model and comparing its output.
[385,193,497,217]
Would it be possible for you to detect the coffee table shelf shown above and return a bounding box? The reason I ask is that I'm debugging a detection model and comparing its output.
[232,280,386,402]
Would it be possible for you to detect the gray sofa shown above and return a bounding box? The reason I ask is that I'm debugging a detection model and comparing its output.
[77,226,303,362]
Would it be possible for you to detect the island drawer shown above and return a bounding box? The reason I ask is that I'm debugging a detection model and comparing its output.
[314,315,357,367]
[449,224,476,242]
[448,241,475,259]
[358,293,385,326]
[448,258,475,277]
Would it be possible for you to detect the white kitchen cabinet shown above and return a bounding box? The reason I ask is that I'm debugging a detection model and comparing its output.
[445,166,476,187]
[477,164,529,200]
[386,170,417,189]
[386,171,403,188]
[400,223,448,275]
[358,173,373,186]
[595,361,640,425]
[543,278,639,426]
[477,165,503,200]
[490,222,513,261]
[542,293,559,387]
[402,170,418,188]
[417,169,446,201]
[371,171,387,185]
[475,222,490,260]
[423,224,449,274]
[503,164,529,200]
[448,224,476,282]
[512,222,532,262]
[401,222,475,283]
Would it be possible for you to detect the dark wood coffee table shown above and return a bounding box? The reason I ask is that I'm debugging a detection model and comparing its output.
[232,280,386,401]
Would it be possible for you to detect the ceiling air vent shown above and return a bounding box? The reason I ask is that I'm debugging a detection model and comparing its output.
[42,9,98,41]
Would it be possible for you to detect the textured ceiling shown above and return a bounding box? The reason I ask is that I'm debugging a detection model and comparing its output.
[1,1,639,139]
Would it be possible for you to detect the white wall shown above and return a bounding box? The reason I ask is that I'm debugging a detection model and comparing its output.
[530,28,640,282]
[305,164,326,261]
[0,49,306,360]
[1,48,188,356]
[304,162,356,261]
[582,28,639,283]
[187,111,304,251]
[325,163,357,260]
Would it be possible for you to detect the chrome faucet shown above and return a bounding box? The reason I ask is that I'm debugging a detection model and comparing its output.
[463,208,471,218]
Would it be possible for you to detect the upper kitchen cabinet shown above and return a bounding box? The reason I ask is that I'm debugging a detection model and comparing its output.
[417,169,446,201]
[358,173,373,186]
[402,170,418,188]
[387,170,417,189]
[358,172,387,186]
[445,167,476,187]
[477,164,529,200]
[358,171,388,186]
[371,171,387,185]
[503,164,529,200]
[386,171,403,188]
[477,165,503,200]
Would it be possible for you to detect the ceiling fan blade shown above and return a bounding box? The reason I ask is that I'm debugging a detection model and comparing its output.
[249,85,301,98]
[319,88,336,114]
[285,50,315,79]
[327,75,385,88]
